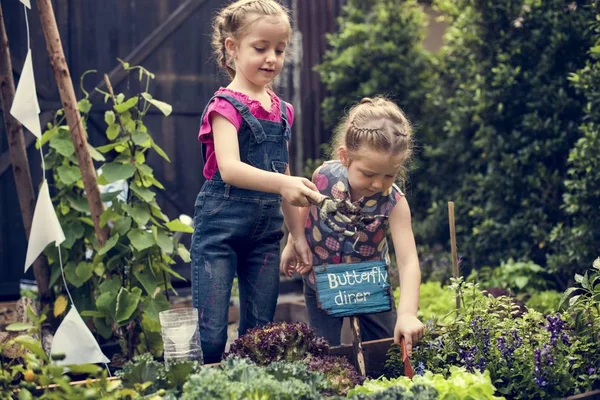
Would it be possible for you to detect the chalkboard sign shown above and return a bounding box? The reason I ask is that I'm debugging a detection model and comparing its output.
[314,260,392,318]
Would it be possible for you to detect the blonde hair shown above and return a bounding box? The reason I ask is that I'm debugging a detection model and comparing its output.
[332,96,414,176]
[212,0,291,79]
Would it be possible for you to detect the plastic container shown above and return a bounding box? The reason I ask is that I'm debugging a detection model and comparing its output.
[159,307,203,367]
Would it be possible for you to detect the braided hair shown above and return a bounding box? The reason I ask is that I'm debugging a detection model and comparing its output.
[331,96,414,180]
[212,0,291,79]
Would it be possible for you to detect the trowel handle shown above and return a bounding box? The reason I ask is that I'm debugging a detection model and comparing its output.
[400,336,414,379]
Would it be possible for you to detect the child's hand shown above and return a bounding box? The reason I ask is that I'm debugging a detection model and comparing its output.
[394,314,425,357]
[280,176,323,207]
[291,237,312,275]
[280,243,298,277]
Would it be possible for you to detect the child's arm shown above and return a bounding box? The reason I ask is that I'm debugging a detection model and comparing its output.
[212,114,321,206]
[388,196,425,356]
[281,166,321,275]
[281,165,317,274]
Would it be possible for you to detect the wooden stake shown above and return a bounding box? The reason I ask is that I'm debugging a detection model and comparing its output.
[0,2,50,300]
[344,254,366,376]
[448,202,460,309]
[35,0,108,245]
[350,316,366,377]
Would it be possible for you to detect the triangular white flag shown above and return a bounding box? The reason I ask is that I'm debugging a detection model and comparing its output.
[20,0,32,9]
[50,306,110,365]
[10,49,41,137]
[24,180,65,272]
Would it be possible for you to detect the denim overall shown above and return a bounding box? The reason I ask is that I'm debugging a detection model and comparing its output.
[191,93,290,364]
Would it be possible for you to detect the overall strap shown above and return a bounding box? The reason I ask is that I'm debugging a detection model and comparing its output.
[215,93,266,142]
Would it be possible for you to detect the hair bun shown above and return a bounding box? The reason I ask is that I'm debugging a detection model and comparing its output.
[359,97,374,104]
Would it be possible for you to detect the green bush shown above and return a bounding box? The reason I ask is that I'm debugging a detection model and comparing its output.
[525,290,562,315]
[418,0,595,279]
[547,2,600,282]
[318,0,434,134]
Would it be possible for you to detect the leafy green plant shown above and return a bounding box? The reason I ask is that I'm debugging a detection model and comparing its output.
[225,321,329,365]
[116,352,201,397]
[0,306,138,399]
[41,61,192,360]
[391,279,600,399]
[180,357,326,400]
[394,281,455,324]
[560,257,600,347]
[349,366,500,400]
[467,259,554,296]
[525,290,562,315]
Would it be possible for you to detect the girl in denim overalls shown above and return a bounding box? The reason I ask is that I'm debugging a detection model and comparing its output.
[192,0,320,364]
[282,97,425,356]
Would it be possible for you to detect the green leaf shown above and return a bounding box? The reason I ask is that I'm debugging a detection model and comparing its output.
[142,293,170,322]
[115,287,142,324]
[75,261,94,283]
[64,262,85,288]
[134,268,160,297]
[101,162,136,183]
[98,234,119,255]
[130,182,156,202]
[93,317,113,340]
[88,143,106,161]
[514,276,528,290]
[100,190,122,204]
[57,165,82,185]
[166,219,194,233]
[113,97,138,113]
[151,141,171,162]
[78,98,92,113]
[39,126,59,148]
[132,131,151,146]
[105,110,116,125]
[5,323,33,332]
[157,261,184,281]
[50,137,75,157]
[123,203,151,226]
[134,150,146,165]
[14,335,48,361]
[62,219,85,249]
[147,175,164,189]
[96,141,122,153]
[142,93,172,116]
[66,195,89,213]
[150,205,169,222]
[114,217,132,236]
[156,229,173,254]
[99,276,121,293]
[80,310,106,318]
[177,244,191,263]
[106,123,121,140]
[128,229,155,251]
[96,291,117,319]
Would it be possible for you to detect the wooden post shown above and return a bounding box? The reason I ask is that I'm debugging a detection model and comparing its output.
[350,315,366,376]
[35,0,108,245]
[344,255,366,376]
[0,2,50,300]
[448,202,460,309]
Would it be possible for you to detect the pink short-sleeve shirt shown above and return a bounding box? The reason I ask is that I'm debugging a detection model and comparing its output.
[198,87,294,180]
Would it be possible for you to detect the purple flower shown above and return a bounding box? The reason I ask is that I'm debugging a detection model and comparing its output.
[545,314,565,346]
[416,361,425,375]
[534,344,556,389]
